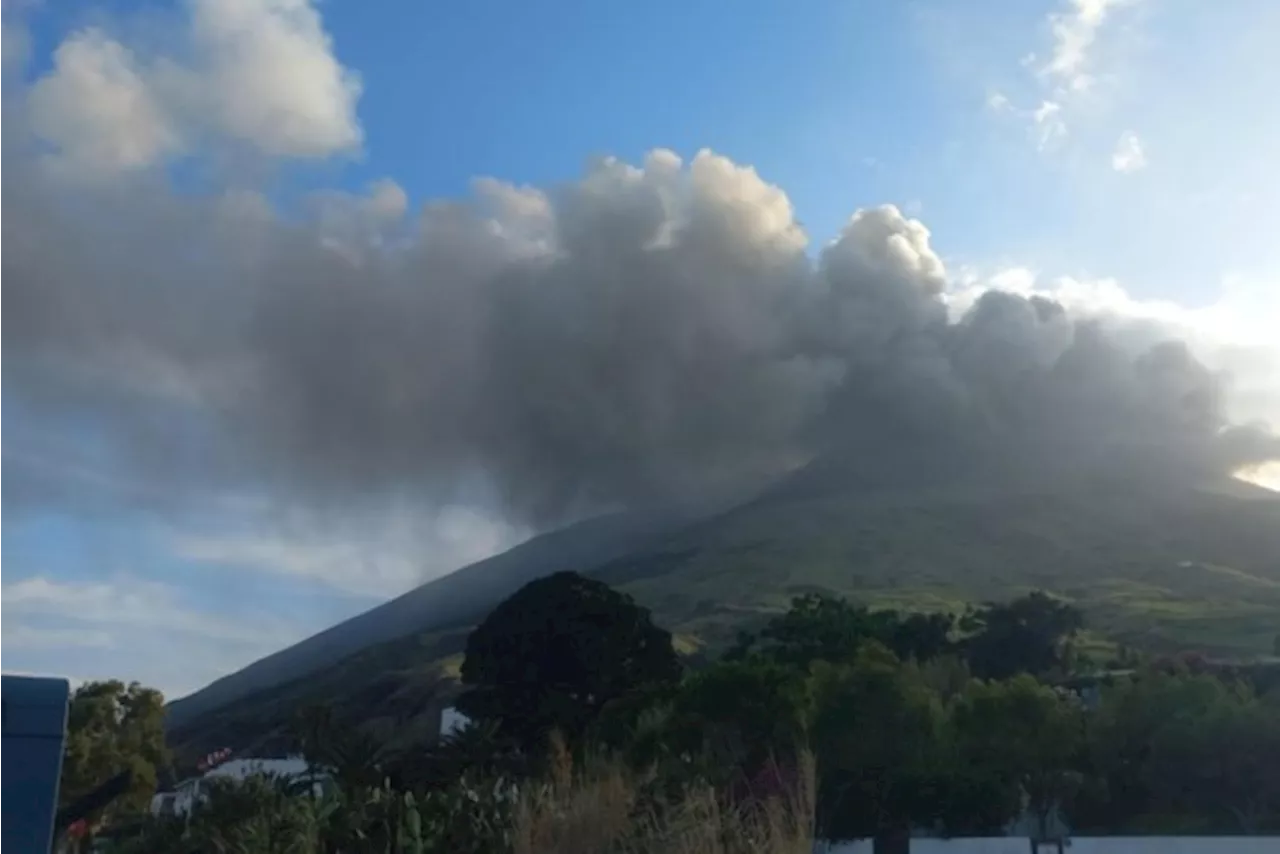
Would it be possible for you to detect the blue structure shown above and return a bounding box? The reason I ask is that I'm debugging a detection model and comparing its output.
[3,675,71,854]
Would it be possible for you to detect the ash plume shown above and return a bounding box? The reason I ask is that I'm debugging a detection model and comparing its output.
[4,136,1278,527]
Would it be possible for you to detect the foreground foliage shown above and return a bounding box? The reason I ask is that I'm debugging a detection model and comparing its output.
[91,580,1280,851]
[60,680,171,832]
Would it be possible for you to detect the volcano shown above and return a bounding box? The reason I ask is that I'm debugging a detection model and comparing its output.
[165,456,1280,755]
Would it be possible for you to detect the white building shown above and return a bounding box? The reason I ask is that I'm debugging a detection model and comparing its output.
[150,708,470,818]
[150,757,325,817]
[439,705,470,738]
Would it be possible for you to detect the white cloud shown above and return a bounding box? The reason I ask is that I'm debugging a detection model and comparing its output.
[364,179,410,221]
[2,576,297,647]
[1044,0,1128,92]
[27,29,184,176]
[169,505,525,598]
[1111,130,1147,172]
[952,266,1278,351]
[3,624,116,650]
[1033,100,1067,150]
[24,0,361,177]
[184,0,362,158]
[1,575,312,698]
[171,534,415,597]
[1239,461,1280,492]
[0,504,521,695]
[984,96,1066,151]
[948,267,1280,432]
[308,179,411,259]
[988,0,1137,160]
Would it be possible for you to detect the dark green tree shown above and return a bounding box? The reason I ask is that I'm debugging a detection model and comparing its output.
[1072,667,1224,833]
[961,592,1083,680]
[294,704,392,796]
[808,643,944,845]
[730,592,953,668]
[1074,667,1280,833]
[888,612,956,663]
[949,675,1085,838]
[397,719,526,792]
[665,658,811,781]
[456,571,681,748]
[927,765,1023,838]
[1177,690,1280,833]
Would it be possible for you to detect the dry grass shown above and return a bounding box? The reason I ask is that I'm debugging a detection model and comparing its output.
[513,738,816,854]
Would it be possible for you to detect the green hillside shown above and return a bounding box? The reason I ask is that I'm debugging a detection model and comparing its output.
[168,470,1280,760]
[601,472,1280,655]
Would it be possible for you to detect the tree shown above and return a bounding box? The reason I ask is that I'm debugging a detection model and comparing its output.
[961,592,1082,680]
[665,658,811,781]
[808,643,944,845]
[926,764,1023,838]
[180,774,325,854]
[949,675,1085,838]
[730,592,953,669]
[591,680,681,770]
[394,719,527,791]
[888,612,956,663]
[60,681,170,831]
[456,571,681,748]
[739,593,893,667]
[1192,692,1280,832]
[1075,668,1280,833]
[293,704,393,796]
[1072,667,1225,833]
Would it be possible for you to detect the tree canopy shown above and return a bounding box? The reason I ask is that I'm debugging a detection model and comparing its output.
[809,644,944,843]
[949,675,1084,837]
[60,680,170,830]
[961,592,1083,680]
[728,592,956,668]
[73,584,1280,851]
[456,570,682,746]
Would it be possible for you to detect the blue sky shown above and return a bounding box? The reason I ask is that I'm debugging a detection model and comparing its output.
[4,0,1279,698]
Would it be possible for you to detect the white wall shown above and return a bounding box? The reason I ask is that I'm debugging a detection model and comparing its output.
[1066,841,1280,854]
[906,841,1026,854]
[440,706,469,737]
[150,778,203,817]
[816,839,1280,854]
[813,841,874,854]
[204,757,311,781]
[150,756,325,817]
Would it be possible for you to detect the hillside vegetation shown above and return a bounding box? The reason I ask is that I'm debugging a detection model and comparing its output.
[117,580,1280,852]
[167,468,1280,760]
[601,472,1280,655]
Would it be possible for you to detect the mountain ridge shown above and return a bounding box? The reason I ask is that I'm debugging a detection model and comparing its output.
[165,508,695,728]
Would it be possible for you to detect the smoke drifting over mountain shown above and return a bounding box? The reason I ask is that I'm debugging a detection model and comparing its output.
[2,0,1276,532]
[6,141,1278,529]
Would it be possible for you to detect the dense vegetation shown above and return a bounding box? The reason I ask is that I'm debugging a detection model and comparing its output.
[73,573,1280,853]
[59,681,171,830]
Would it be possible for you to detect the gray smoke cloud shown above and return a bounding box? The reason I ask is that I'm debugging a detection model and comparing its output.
[6,142,1276,531]
[4,24,1278,536]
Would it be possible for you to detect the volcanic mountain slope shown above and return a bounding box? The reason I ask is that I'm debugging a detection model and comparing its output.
[164,508,695,728]
[598,464,1280,654]
[166,461,1280,757]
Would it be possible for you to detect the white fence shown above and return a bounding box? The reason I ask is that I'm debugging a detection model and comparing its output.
[818,839,1280,854]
